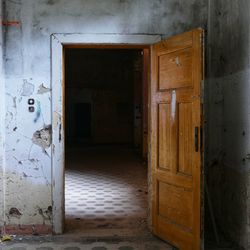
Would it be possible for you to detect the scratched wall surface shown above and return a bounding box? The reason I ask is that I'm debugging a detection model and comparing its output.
[207,0,250,248]
[1,0,208,232]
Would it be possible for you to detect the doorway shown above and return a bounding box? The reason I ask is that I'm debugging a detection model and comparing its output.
[64,47,149,235]
[51,34,161,235]
[51,31,203,249]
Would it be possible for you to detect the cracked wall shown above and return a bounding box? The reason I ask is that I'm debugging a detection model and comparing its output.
[1,0,207,234]
[207,0,250,248]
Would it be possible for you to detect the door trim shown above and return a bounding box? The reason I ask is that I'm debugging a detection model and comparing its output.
[51,33,161,234]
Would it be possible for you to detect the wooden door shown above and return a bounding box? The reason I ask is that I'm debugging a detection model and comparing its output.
[150,28,203,249]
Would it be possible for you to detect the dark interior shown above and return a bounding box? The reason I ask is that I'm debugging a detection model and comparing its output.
[65,49,143,148]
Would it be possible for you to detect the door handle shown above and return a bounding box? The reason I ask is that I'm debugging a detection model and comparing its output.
[195,126,199,152]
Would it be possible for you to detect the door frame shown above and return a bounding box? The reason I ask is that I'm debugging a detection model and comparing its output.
[51,33,161,234]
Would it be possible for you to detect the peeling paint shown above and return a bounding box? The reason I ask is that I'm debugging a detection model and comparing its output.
[37,205,52,222]
[37,84,50,95]
[32,125,52,149]
[9,207,22,218]
[21,80,35,96]
[53,111,61,128]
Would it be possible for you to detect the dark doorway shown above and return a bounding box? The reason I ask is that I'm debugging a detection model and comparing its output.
[75,103,92,139]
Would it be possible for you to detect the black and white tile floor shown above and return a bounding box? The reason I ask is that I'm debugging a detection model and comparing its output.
[65,146,148,234]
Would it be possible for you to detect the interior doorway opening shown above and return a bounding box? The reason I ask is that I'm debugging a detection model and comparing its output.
[64,47,149,235]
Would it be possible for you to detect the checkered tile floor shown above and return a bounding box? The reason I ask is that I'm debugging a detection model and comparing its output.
[65,146,148,233]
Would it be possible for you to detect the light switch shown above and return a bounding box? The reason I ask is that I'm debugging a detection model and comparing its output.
[28,98,35,105]
[29,106,35,112]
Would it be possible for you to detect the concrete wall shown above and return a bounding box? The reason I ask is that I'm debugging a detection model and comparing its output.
[207,0,250,248]
[0,0,208,234]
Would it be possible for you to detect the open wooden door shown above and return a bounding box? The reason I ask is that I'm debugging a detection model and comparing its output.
[150,28,203,249]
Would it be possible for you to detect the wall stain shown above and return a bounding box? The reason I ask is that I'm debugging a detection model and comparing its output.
[46,0,56,5]
[37,205,52,223]
[34,101,41,123]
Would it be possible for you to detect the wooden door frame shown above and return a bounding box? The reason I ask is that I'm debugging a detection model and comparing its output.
[51,33,161,234]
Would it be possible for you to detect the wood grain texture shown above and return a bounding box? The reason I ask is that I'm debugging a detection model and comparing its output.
[178,102,193,176]
[159,48,193,90]
[158,103,171,171]
[150,28,203,250]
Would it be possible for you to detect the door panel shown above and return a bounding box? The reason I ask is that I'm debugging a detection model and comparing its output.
[178,102,193,176]
[158,103,171,170]
[158,181,193,230]
[159,48,193,90]
[150,29,203,250]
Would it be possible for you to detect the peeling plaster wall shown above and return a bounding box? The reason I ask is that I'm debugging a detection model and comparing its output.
[1,0,207,232]
[0,0,4,227]
[207,0,250,248]
[0,0,4,229]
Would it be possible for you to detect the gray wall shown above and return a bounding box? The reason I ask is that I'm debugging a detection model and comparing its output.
[207,0,250,248]
[0,0,208,231]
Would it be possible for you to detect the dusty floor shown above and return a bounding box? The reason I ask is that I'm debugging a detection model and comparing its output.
[65,146,148,234]
[0,146,237,249]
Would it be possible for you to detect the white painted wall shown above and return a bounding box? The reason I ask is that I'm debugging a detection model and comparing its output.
[0,0,5,229]
[1,0,207,232]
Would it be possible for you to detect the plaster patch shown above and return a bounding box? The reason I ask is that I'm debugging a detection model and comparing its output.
[37,84,51,95]
[21,80,34,96]
[32,125,52,149]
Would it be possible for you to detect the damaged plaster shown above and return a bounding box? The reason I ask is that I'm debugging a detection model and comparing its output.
[9,207,22,219]
[32,125,52,149]
[3,171,52,226]
[21,80,35,96]
[37,84,50,95]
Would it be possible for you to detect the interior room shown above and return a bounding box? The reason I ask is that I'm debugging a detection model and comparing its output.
[64,48,149,235]
[0,1,249,250]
